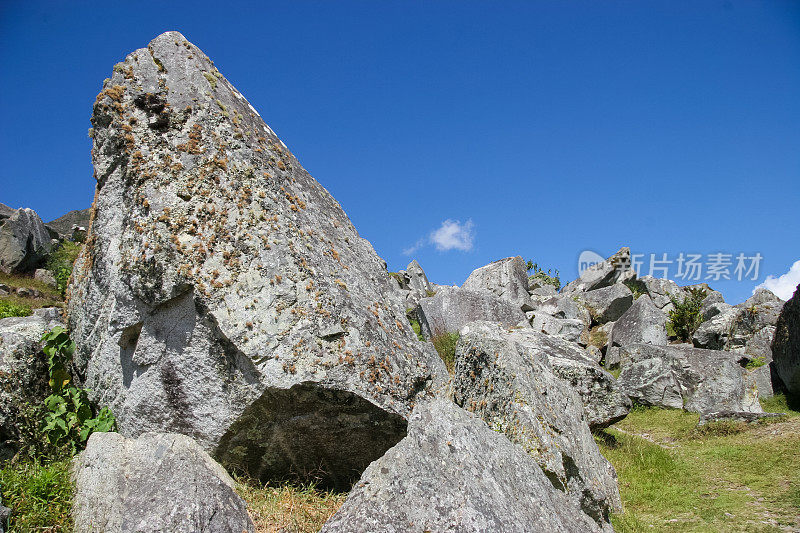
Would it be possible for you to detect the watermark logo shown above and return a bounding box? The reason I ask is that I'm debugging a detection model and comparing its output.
[578,250,763,281]
[578,250,605,275]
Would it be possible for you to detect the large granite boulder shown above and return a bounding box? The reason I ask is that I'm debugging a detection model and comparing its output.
[73,432,254,533]
[393,259,433,308]
[0,208,53,273]
[773,284,800,393]
[0,310,63,463]
[462,256,533,311]
[608,295,667,355]
[416,287,526,338]
[453,321,622,525]
[531,314,585,343]
[320,398,604,533]
[617,344,762,414]
[562,247,635,294]
[576,284,634,324]
[66,31,447,489]
[638,275,682,311]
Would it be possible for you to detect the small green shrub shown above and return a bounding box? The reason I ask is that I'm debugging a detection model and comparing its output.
[0,459,73,531]
[46,241,82,297]
[0,299,32,319]
[432,332,459,374]
[41,327,116,454]
[667,287,706,342]
[745,356,766,370]
[526,260,561,291]
[623,279,649,299]
[425,289,436,297]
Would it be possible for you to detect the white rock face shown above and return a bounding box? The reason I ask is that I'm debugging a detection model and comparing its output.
[462,256,533,311]
[67,31,447,489]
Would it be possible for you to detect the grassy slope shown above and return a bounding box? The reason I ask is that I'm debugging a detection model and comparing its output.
[598,394,800,532]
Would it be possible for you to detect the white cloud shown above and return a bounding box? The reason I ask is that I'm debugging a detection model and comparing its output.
[755,259,800,300]
[430,219,475,252]
[403,219,475,255]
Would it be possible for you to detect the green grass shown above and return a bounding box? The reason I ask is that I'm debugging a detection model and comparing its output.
[432,332,459,374]
[599,400,800,532]
[0,270,64,310]
[0,459,74,532]
[46,241,82,297]
[0,299,32,319]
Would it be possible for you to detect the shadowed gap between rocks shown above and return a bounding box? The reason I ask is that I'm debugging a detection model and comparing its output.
[214,382,408,491]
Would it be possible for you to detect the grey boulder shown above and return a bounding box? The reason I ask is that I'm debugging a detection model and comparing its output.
[0,208,53,273]
[608,295,668,354]
[638,275,682,312]
[577,283,634,324]
[67,31,446,489]
[562,247,636,294]
[416,287,527,338]
[773,284,800,393]
[618,344,762,414]
[73,432,254,533]
[462,256,533,311]
[320,398,604,533]
[453,321,622,525]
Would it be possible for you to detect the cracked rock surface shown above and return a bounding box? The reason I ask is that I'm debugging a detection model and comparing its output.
[67,31,446,488]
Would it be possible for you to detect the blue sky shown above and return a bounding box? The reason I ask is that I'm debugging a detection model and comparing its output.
[1,1,798,304]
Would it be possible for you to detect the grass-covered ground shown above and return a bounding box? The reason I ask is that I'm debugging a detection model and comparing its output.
[598,394,800,532]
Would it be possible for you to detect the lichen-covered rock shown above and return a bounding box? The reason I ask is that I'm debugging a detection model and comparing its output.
[608,295,667,354]
[393,259,433,308]
[66,31,447,489]
[73,432,254,533]
[638,275,682,312]
[0,312,63,463]
[453,321,622,525]
[416,287,526,338]
[562,247,635,294]
[462,256,533,311]
[0,208,53,273]
[320,398,605,533]
[618,344,762,414]
[531,314,585,343]
[773,284,800,393]
[577,283,634,324]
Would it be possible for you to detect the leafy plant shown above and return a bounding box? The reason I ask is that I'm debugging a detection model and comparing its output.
[526,260,561,291]
[667,287,706,342]
[623,279,649,300]
[432,332,459,374]
[45,241,82,297]
[0,299,32,319]
[40,327,115,454]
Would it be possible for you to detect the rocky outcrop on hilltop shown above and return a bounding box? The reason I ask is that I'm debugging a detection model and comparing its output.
[66,31,446,489]
[73,432,254,533]
[321,398,605,533]
[46,208,91,241]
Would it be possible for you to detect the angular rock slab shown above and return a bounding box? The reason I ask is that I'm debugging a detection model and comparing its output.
[0,208,52,273]
[577,283,634,324]
[609,295,668,352]
[73,432,254,533]
[618,344,762,414]
[562,247,635,294]
[416,287,527,338]
[773,284,800,393]
[320,398,604,533]
[453,322,622,525]
[67,31,447,488]
[462,256,533,311]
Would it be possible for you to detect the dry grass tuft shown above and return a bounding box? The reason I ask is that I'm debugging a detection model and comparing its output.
[235,477,346,533]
